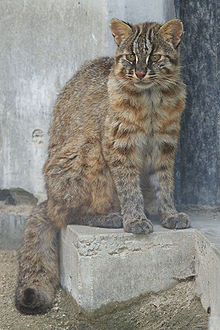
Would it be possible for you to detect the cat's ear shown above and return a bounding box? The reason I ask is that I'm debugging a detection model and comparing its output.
[110,18,132,46]
[158,19,183,48]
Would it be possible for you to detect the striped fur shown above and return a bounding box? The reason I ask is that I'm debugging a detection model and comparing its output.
[15,19,190,314]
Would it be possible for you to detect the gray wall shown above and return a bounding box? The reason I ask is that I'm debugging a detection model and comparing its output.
[0,0,176,202]
[175,0,220,206]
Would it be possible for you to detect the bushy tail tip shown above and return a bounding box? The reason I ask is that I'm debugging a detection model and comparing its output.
[15,286,53,315]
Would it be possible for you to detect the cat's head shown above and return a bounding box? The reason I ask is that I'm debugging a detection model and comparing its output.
[110,18,183,90]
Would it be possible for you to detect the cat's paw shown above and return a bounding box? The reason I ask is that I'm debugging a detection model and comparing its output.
[15,285,53,314]
[104,213,123,228]
[123,215,153,234]
[161,212,190,229]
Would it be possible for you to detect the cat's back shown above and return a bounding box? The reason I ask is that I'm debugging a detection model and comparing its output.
[49,57,114,148]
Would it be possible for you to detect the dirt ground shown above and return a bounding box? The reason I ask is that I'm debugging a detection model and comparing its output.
[0,250,208,330]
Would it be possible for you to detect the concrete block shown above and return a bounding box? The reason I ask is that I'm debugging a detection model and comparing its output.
[60,225,196,310]
[194,231,220,318]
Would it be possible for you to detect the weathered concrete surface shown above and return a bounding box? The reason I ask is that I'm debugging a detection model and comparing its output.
[194,231,220,321]
[60,221,220,317]
[60,226,196,310]
[0,0,175,202]
[187,209,220,251]
[209,316,220,330]
[174,0,220,206]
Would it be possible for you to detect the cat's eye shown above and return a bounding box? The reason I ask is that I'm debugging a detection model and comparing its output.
[126,53,136,62]
[151,54,161,62]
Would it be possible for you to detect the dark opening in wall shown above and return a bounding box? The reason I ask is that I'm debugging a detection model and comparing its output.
[0,188,38,206]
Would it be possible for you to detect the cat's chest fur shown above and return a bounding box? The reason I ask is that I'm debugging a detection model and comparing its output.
[105,80,176,170]
[134,89,164,134]
[124,89,167,162]
[107,83,170,146]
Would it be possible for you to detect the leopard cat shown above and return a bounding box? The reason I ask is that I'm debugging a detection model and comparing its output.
[15,18,190,314]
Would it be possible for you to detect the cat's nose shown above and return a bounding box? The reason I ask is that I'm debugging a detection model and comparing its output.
[135,71,146,79]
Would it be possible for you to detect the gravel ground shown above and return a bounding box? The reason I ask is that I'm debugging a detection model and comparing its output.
[0,249,208,330]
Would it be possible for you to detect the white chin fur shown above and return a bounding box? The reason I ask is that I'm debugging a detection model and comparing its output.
[134,82,154,89]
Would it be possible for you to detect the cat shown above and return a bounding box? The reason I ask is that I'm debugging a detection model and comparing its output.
[15,18,190,314]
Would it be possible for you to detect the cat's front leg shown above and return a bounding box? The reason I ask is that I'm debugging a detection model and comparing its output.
[150,142,190,229]
[111,164,153,234]
[104,134,153,234]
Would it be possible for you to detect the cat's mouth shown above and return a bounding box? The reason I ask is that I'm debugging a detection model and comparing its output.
[134,80,155,89]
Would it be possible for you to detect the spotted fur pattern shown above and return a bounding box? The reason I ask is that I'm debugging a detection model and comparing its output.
[15,19,190,314]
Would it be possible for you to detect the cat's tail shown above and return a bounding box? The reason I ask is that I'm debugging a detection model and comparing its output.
[15,201,59,314]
